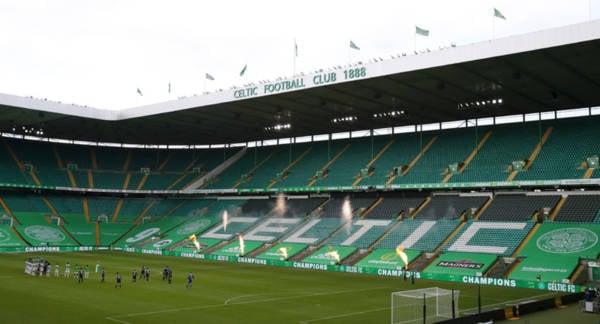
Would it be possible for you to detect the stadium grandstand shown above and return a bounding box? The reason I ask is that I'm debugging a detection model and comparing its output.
[1,19,600,307]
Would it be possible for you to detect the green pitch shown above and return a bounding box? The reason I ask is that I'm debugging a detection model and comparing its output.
[0,252,558,323]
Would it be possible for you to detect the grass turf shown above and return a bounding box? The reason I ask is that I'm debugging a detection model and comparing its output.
[0,252,561,323]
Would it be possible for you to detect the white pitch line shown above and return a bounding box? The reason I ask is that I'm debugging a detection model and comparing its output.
[298,291,558,324]
[299,306,390,323]
[224,294,267,305]
[105,316,132,324]
[105,286,389,322]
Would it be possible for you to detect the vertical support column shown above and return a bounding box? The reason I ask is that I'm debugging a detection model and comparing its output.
[419,125,423,154]
[370,129,374,160]
[478,284,482,314]
[327,134,331,161]
[422,293,426,324]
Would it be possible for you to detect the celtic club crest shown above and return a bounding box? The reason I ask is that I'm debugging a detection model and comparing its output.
[24,225,66,243]
[0,228,11,243]
[536,228,598,254]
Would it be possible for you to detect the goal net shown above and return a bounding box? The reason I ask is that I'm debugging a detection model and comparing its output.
[391,287,459,324]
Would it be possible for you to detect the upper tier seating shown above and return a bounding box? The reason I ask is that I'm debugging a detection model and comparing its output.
[361,133,424,186]
[1,115,598,189]
[205,146,277,189]
[0,140,33,184]
[393,128,476,184]
[8,139,71,186]
[449,123,540,182]
[514,116,600,180]
[273,140,347,188]
[317,136,388,187]
[238,143,311,189]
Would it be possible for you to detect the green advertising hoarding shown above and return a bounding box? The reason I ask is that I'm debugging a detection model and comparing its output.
[354,248,420,270]
[255,243,308,261]
[211,240,264,257]
[3,245,586,294]
[302,246,357,265]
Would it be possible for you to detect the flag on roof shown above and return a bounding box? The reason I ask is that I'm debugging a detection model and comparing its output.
[136,88,143,96]
[415,26,429,36]
[205,73,215,80]
[349,40,360,50]
[240,64,247,77]
[494,8,506,20]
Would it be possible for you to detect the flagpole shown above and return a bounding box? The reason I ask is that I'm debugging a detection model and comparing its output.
[348,41,360,64]
[293,38,297,75]
[492,14,495,40]
[348,49,351,65]
[348,40,351,65]
[241,64,247,82]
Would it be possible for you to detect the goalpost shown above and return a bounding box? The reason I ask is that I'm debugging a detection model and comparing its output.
[391,287,459,324]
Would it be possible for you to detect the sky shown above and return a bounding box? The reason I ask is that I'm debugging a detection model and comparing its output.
[0,0,598,110]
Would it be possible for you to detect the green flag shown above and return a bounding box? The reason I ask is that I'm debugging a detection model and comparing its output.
[494,8,506,20]
[136,88,143,96]
[205,73,215,81]
[240,64,247,77]
[415,26,429,36]
[349,40,360,50]
[168,82,171,93]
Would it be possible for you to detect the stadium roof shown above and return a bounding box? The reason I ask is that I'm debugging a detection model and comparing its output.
[1,20,600,145]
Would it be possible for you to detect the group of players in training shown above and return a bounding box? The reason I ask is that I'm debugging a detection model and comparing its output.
[33,261,195,288]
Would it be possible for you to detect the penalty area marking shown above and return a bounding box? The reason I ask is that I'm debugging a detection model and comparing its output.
[298,291,559,323]
[299,306,390,323]
[224,293,271,305]
[105,286,389,323]
[105,317,131,324]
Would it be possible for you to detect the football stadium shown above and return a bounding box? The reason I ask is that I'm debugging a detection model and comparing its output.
[1,5,600,324]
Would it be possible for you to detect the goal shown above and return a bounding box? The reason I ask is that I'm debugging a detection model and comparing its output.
[391,287,459,324]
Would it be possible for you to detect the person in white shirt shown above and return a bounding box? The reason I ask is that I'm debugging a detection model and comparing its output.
[64,262,71,278]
